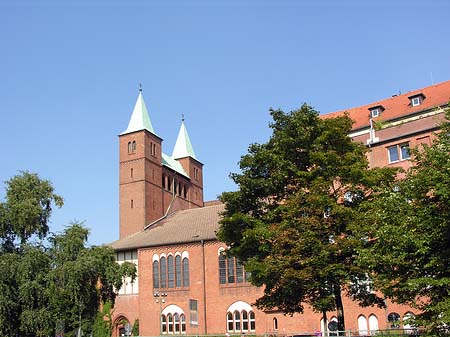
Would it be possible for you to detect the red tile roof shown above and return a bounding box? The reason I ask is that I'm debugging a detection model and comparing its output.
[110,203,225,250]
[322,80,450,130]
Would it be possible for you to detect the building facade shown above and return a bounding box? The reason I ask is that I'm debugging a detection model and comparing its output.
[110,81,450,336]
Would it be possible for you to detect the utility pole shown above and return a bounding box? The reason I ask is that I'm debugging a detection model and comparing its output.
[153,291,168,336]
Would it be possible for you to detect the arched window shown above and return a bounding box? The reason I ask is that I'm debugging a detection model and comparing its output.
[388,312,400,328]
[160,256,167,288]
[219,253,227,284]
[227,312,234,332]
[322,317,338,334]
[128,142,132,153]
[167,314,173,333]
[219,250,249,285]
[183,185,187,198]
[242,310,249,331]
[174,313,180,333]
[162,175,166,189]
[403,312,416,333]
[369,314,378,333]
[234,311,241,331]
[182,257,189,287]
[130,168,133,178]
[168,255,174,288]
[153,260,160,288]
[132,141,136,152]
[161,306,185,335]
[155,253,189,290]
[358,315,368,336]
[249,311,255,331]
[273,317,278,331]
[226,308,256,333]
[161,315,167,333]
[175,255,182,287]
[181,314,186,333]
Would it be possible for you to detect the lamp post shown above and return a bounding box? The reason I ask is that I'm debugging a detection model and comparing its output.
[154,291,168,336]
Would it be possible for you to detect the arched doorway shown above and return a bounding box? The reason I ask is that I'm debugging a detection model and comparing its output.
[114,316,131,337]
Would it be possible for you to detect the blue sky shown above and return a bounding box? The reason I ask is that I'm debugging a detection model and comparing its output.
[1,0,450,245]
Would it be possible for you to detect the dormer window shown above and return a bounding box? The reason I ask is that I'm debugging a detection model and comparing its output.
[411,97,421,106]
[370,108,380,118]
[369,105,384,118]
[409,94,424,107]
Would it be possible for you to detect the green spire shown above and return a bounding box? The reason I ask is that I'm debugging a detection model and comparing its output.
[121,88,157,136]
[172,117,197,160]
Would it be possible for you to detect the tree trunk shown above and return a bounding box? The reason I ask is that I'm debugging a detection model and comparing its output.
[322,310,328,337]
[333,284,345,336]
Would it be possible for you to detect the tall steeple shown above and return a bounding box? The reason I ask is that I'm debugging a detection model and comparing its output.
[172,116,197,160]
[118,87,164,239]
[121,88,157,136]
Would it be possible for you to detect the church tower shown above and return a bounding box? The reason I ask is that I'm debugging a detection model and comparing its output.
[119,90,204,239]
[172,117,204,208]
[119,89,164,238]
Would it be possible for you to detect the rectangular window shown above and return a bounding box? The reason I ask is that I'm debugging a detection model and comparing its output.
[370,108,380,118]
[219,255,227,284]
[168,259,174,288]
[117,250,139,295]
[388,146,399,163]
[227,257,235,283]
[388,143,410,163]
[400,143,411,160]
[236,262,244,283]
[189,299,198,326]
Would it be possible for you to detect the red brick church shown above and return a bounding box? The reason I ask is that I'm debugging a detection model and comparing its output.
[110,81,450,336]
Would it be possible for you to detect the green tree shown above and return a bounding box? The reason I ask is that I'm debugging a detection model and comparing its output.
[0,252,21,336]
[0,172,136,336]
[218,105,397,333]
[357,110,450,333]
[48,223,136,337]
[0,171,63,252]
[0,171,62,336]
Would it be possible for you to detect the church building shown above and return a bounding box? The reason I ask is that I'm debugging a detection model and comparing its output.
[110,81,450,336]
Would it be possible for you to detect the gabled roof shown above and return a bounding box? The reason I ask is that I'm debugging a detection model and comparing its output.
[110,203,224,251]
[172,120,198,160]
[323,80,450,130]
[121,91,158,136]
[162,152,189,178]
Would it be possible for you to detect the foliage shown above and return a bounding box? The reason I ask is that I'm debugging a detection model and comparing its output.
[218,105,397,332]
[92,301,114,337]
[357,110,450,333]
[48,223,136,337]
[132,319,139,336]
[0,171,63,252]
[0,172,136,336]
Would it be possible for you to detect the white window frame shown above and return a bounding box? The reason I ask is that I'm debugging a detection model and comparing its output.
[411,96,421,106]
[388,143,410,163]
[370,108,380,118]
[400,143,411,160]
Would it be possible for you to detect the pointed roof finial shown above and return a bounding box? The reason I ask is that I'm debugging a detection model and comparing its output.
[181,113,185,122]
[139,83,143,92]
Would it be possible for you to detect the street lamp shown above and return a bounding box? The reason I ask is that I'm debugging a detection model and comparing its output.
[154,291,168,336]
